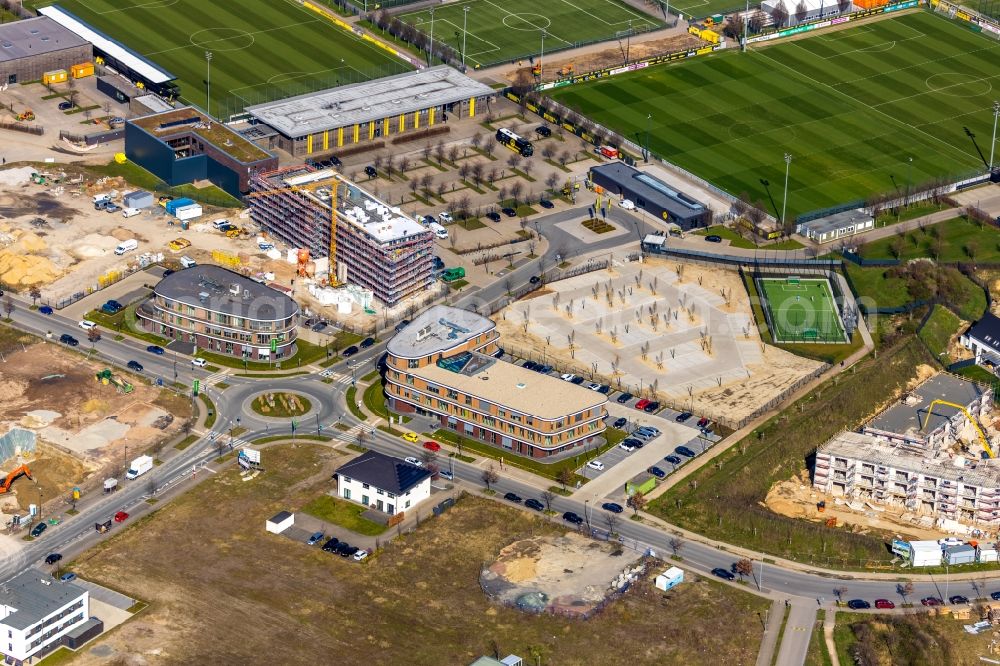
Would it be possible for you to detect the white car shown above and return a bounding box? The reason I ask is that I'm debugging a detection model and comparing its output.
[618,442,635,453]
[439,212,453,223]
[191,358,207,368]
[404,457,423,467]
[586,460,605,471]
[586,382,602,391]
[560,373,577,382]
[353,549,369,562]
[619,199,636,210]
[78,320,96,330]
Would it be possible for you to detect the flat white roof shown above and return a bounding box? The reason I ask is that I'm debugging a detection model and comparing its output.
[280,169,428,245]
[246,65,494,138]
[387,305,494,359]
[38,5,174,84]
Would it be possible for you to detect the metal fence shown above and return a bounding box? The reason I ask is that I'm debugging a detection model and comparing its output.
[0,121,43,136]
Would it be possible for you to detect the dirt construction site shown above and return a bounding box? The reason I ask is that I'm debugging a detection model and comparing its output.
[496,257,823,423]
[0,166,287,302]
[0,328,190,523]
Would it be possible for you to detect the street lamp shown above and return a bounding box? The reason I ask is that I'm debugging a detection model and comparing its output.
[644,113,652,162]
[205,51,213,117]
[428,8,435,67]
[781,153,792,225]
[990,100,1000,171]
[539,30,546,80]
[742,0,750,52]
[462,6,470,69]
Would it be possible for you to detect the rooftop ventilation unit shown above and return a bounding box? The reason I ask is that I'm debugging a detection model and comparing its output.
[230,283,241,295]
[198,291,210,302]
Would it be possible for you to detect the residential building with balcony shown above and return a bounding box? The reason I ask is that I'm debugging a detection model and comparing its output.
[136,265,299,360]
[333,450,432,517]
[961,312,1000,370]
[384,305,608,458]
[0,569,91,664]
[814,431,1000,527]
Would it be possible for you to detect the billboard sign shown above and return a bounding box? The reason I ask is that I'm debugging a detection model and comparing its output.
[240,448,261,464]
[891,539,912,559]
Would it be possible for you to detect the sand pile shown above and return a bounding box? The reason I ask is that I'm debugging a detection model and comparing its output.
[0,252,60,286]
[0,167,37,187]
[110,227,134,241]
[11,231,47,253]
[71,233,116,259]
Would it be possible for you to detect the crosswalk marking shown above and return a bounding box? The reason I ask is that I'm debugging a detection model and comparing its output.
[202,370,229,386]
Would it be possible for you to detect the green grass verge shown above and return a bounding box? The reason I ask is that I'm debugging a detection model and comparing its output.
[302,495,388,536]
[918,304,962,362]
[200,394,216,429]
[650,337,933,569]
[429,427,626,486]
[346,386,367,421]
[549,12,991,219]
[174,434,198,450]
[252,434,332,444]
[362,381,389,420]
[842,263,912,310]
[803,610,833,666]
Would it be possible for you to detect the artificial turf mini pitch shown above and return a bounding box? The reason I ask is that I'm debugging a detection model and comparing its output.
[398,0,664,68]
[757,278,846,343]
[27,0,409,113]
[550,11,998,219]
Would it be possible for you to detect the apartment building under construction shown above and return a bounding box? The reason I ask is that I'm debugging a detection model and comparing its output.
[248,166,434,306]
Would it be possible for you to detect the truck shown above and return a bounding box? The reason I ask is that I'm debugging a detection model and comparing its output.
[103,478,118,493]
[125,455,153,480]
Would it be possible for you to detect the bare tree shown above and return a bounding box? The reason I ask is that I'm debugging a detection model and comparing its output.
[434,141,446,165]
[471,132,483,150]
[627,490,647,516]
[542,143,557,160]
[2,296,14,319]
[447,145,460,164]
[794,0,807,23]
[555,467,574,491]
[770,0,789,27]
[522,161,534,180]
[481,464,499,491]
[29,286,41,306]
[834,586,849,604]
[669,537,685,557]
[605,511,620,535]
[545,172,559,193]
[897,582,914,604]
[837,0,850,11]
[541,490,556,512]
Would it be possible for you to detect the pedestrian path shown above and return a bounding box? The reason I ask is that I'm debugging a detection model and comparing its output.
[774,602,817,666]
[755,599,784,666]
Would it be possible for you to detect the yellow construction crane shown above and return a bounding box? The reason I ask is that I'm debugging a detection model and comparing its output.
[921,399,995,458]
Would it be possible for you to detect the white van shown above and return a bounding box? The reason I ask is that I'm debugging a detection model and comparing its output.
[122,207,141,218]
[92,193,111,205]
[428,222,448,240]
[114,239,138,255]
[180,256,197,268]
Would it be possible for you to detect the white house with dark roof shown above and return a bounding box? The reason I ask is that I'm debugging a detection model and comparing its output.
[334,450,432,516]
[961,312,1000,369]
[0,569,89,664]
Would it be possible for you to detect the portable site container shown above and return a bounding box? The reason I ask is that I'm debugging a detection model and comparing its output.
[978,546,999,563]
[909,540,943,567]
[654,567,684,592]
[174,204,203,221]
[42,69,68,85]
[164,197,196,215]
[944,544,977,566]
[71,63,94,79]
[123,190,154,209]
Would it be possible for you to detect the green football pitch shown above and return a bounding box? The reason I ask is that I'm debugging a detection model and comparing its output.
[397,0,665,69]
[26,0,410,114]
[757,278,846,343]
[550,11,998,219]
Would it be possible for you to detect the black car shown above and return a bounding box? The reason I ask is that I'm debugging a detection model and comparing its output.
[598,385,611,394]
[147,345,165,355]
[991,591,1000,601]
[342,545,360,558]
[612,417,627,429]
[535,125,552,137]
[705,235,723,243]
[395,320,411,332]
[949,595,970,605]
[522,360,538,370]
[493,347,505,359]
[676,446,696,458]
[617,393,633,404]
[431,257,445,270]
[529,275,541,285]
[622,438,643,449]
[311,321,328,332]
[127,360,144,372]
[503,492,523,503]
[365,165,377,178]
[536,364,553,374]
[602,502,624,514]
[712,568,735,581]
[570,376,585,385]
[675,411,693,422]
[423,215,438,226]
[321,537,340,552]
[525,498,545,511]
[59,334,79,347]
[501,207,517,217]
[562,511,584,525]
[328,155,343,167]
[30,523,47,538]
[44,553,62,565]
[643,401,660,413]
[539,198,554,209]
[486,211,502,222]
[664,455,683,465]
[58,100,74,111]
[847,599,871,610]
[648,466,666,479]
[342,345,359,357]
[360,337,376,349]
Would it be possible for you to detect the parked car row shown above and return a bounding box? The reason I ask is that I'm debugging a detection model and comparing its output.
[318,535,368,561]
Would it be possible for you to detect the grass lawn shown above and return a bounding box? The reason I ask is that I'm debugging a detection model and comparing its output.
[68,442,769,664]
[200,394,216,429]
[956,363,1000,387]
[398,0,664,69]
[25,0,408,113]
[842,263,912,309]
[174,434,199,451]
[430,427,626,487]
[860,216,1000,262]
[550,12,994,219]
[874,200,951,227]
[301,495,387,536]
[362,381,389,420]
[650,337,934,568]
[803,610,833,666]
[918,304,962,361]
[833,612,991,665]
[251,392,312,418]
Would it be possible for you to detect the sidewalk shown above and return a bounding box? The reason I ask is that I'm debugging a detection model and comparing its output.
[755,599,785,666]
[824,610,840,666]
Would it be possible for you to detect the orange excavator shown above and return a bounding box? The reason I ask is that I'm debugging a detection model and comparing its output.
[0,465,32,494]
